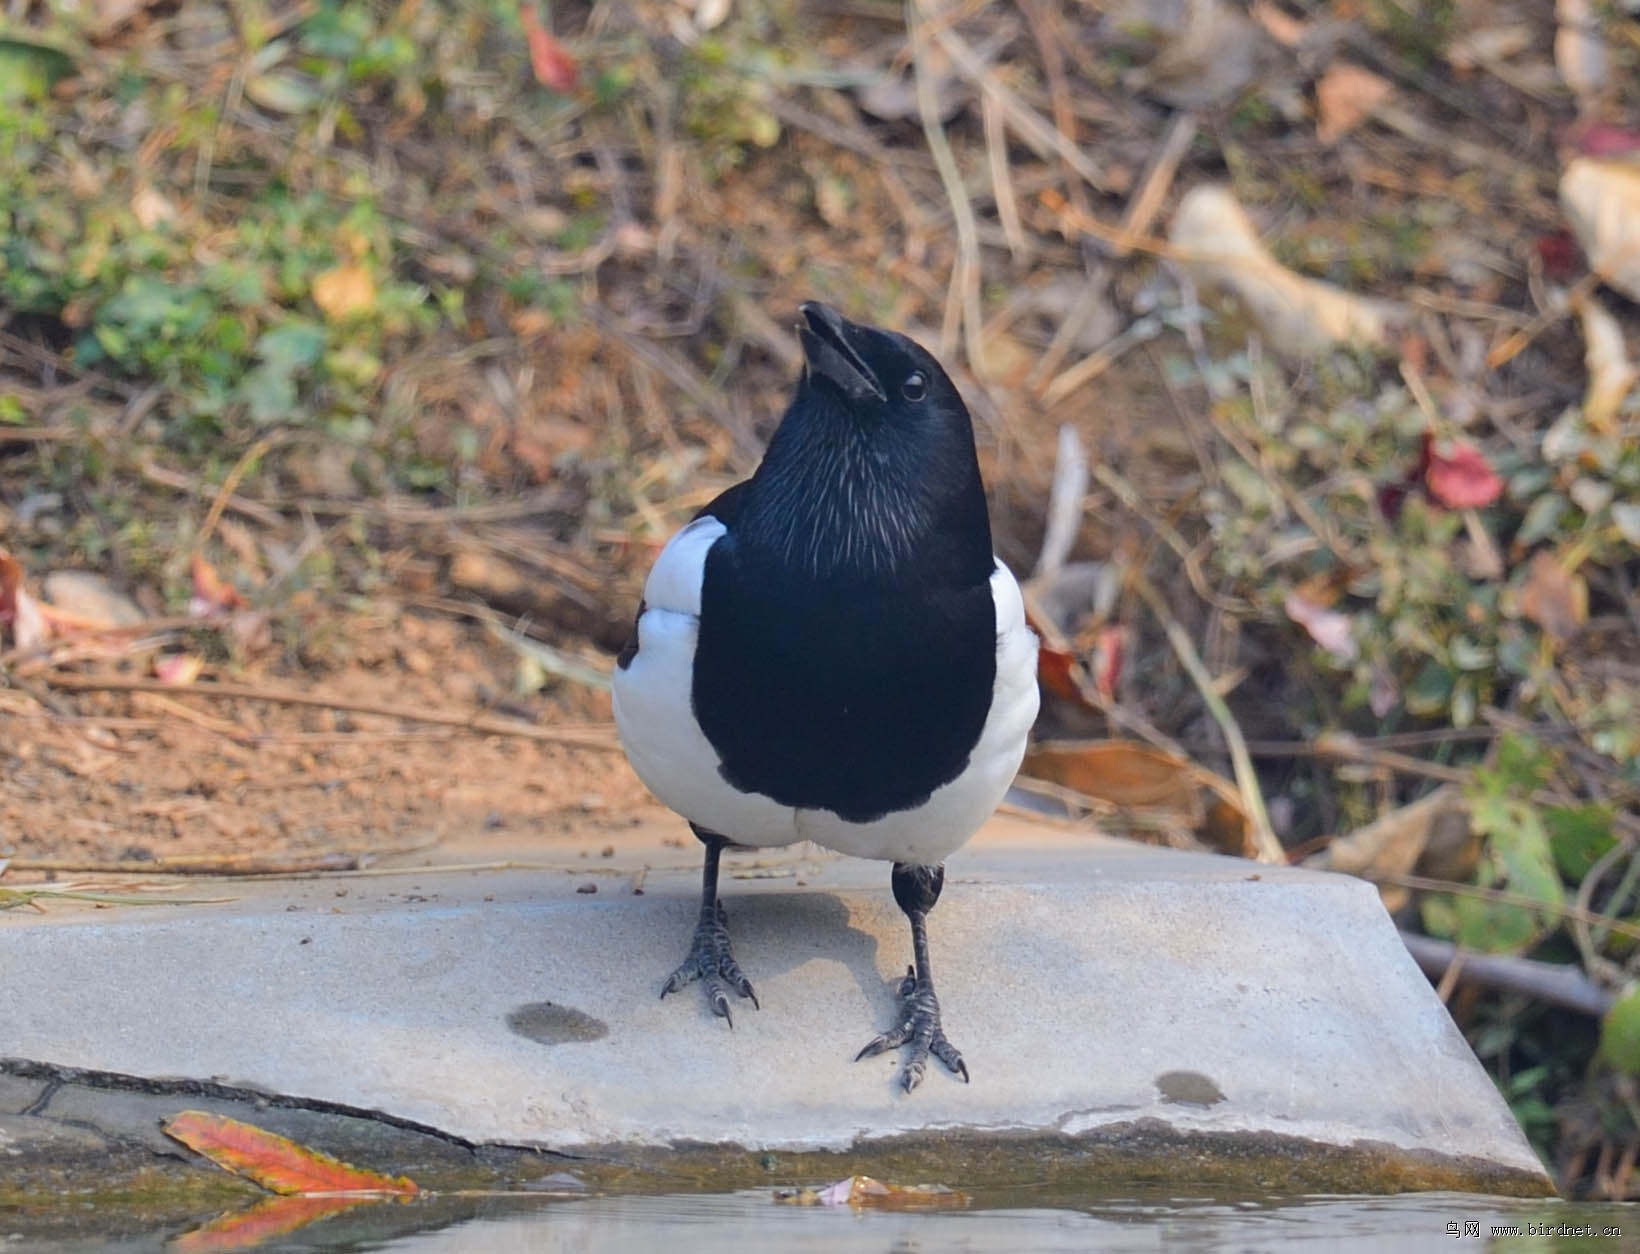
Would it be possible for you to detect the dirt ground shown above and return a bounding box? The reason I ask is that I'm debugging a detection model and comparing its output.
[0,608,657,880]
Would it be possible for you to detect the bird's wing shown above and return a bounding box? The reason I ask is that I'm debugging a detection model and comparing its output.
[615,481,747,667]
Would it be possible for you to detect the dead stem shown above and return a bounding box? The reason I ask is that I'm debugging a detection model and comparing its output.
[1131,572,1282,863]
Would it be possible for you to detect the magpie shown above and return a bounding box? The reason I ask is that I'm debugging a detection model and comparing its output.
[611,302,1039,1091]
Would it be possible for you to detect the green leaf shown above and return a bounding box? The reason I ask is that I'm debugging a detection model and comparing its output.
[256,321,326,370]
[1404,659,1454,716]
[0,38,75,102]
[1451,891,1539,953]
[1600,985,1640,1075]
[1546,803,1617,881]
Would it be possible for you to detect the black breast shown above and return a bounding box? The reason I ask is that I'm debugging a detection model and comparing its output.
[691,540,997,824]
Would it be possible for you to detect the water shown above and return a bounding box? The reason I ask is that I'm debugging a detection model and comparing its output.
[12,1191,1633,1253]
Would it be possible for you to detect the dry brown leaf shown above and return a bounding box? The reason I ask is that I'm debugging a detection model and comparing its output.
[311,265,376,322]
[1304,784,1472,911]
[1021,738,1255,857]
[42,571,145,627]
[163,1111,419,1196]
[1561,157,1640,304]
[1574,291,1638,432]
[1314,62,1392,144]
[1169,185,1396,357]
[1519,551,1587,645]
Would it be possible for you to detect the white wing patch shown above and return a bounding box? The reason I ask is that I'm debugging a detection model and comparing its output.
[614,547,1040,862]
[613,518,799,845]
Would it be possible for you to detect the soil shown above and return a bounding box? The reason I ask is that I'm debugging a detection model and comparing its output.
[0,608,654,881]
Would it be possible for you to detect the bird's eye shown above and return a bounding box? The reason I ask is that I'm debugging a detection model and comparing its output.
[901,372,927,402]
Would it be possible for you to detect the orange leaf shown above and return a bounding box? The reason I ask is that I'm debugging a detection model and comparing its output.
[173,1194,379,1252]
[311,264,377,322]
[163,1111,420,1196]
[191,553,246,616]
[520,3,578,94]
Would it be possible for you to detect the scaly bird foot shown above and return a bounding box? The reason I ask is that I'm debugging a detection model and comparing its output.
[855,966,968,1092]
[660,900,758,1026]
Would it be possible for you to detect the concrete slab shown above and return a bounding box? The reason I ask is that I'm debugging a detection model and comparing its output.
[0,818,1549,1194]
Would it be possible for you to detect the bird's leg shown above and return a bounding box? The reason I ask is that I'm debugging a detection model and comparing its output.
[660,824,758,1025]
[855,862,968,1091]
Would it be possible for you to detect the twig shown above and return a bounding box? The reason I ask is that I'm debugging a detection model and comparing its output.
[1131,573,1282,863]
[198,434,279,551]
[1485,273,1599,370]
[8,852,364,876]
[909,0,985,374]
[1039,315,1163,409]
[1373,869,1640,942]
[36,673,621,750]
[1399,930,1616,1017]
[925,14,1108,193]
[1115,112,1197,258]
[139,458,288,529]
[982,93,1029,265]
[1032,424,1088,580]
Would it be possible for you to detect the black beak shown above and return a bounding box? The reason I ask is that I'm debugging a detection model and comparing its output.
[799,302,886,403]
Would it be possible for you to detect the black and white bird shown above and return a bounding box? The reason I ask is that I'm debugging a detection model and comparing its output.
[612,302,1039,1091]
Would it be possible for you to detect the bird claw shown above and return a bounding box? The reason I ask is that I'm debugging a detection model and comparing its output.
[856,965,967,1091]
[661,899,757,1026]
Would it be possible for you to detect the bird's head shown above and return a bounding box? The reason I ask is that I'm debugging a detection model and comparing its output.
[736,302,992,585]
[796,301,965,432]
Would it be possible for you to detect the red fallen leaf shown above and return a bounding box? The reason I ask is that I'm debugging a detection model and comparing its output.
[1573,123,1640,158]
[191,553,246,616]
[1421,433,1504,509]
[0,546,49,649]
[1535,232,1584,281]
[172,1194,378,1252]
[520,3,577,94]
[163,1111,420,1196]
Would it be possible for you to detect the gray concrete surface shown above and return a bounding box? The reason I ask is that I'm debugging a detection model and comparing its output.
[0,817,1549,1192]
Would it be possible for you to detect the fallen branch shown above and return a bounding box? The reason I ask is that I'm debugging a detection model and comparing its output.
[35,673,621,750]
[1399,930,1616,1017]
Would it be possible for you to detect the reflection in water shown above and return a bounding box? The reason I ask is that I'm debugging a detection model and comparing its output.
[354,1192,1627,1254]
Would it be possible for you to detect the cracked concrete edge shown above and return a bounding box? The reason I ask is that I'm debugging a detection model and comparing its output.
[0,1057,1555,1201]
